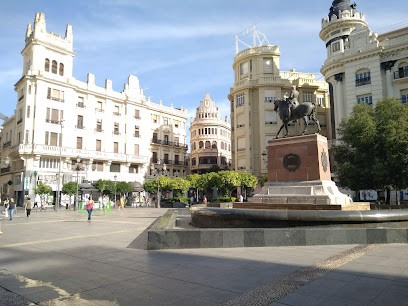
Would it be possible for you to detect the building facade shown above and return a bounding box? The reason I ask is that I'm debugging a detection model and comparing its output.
[189,93,231,174]
[228,45,330,178]
[320,0,408,139]
[0,13,188,205]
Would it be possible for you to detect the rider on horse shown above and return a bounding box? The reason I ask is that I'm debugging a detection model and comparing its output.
[286,85,299,119]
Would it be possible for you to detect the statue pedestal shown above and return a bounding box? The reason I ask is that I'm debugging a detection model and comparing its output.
[252,134,352,206]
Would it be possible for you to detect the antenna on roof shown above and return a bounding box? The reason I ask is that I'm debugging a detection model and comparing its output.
[235,25,271,54]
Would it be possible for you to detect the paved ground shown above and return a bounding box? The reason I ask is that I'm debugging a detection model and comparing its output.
[0,207,408,305]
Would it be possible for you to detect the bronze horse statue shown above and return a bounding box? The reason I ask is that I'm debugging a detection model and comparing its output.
[274,99,321,138]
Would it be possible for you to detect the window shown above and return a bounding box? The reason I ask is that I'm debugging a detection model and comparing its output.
[52,60,57,74]
[164,135,169,145]
[240,62,248,75]
[236,93,245,107]
[96,120,102,132]
[129,165,138,173]
[25,130,29,144]
[114,105,120,116]
[212,141,217,149]
[114,142,119,153]
[47,88,64,102]
[110,163,120,172]
[152,152,158,163]
[174,120,179,128]
[77,97,85,108]
[92,161,103,171]
[134,109,140,119]
[265,111,277,124]
[316,94,324,106]
[355,71,371,86]
[192,158,196,166]
[199,141,204,149]
[303,92,313,103]
[152,114,158,123]
[332,42,340,52]
[96,140,101,151]
[77,115,83,129]
[221,142,225,150]
[50,132,58,146]
[77,137,83,149]
[59,63,64,76]
[401,89,408,104]
[39,158,59,169]
[96,101,103,112]
[164,153,169,164]
[46,108,62,124]
[45,59,50,72]
[175,155,179,165]
[134,144,139,156]
[357,95,373,105]
[114,123,119,135]
[263,58,273,72]
[164,117,169,125]
[134,126,140,137]
[205,141,211,149]
[27,106,30,118]
[45,131,49,145]
[395,65,408,79]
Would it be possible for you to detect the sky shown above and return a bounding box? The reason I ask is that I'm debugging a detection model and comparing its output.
[1,0,408,137]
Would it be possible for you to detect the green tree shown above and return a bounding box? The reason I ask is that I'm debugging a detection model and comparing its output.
[61,181,77,209]
[217,170,240,201]
[198,172,220,195]
[260,174,268,187]
[95,179,111,195]
[116,181,132,195]
[332,98,408,203]
[34,182,52,206]
[169,177,190,197]
[238,172,258,200]
[186,174,200,199]
[143,180,157,195]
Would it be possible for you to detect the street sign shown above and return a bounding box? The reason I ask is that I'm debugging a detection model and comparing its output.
[25,177,29,190]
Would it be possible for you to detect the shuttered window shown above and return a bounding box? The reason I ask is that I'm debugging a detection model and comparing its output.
[50,132,58,146]
[96,140,101,151]
[77,137,82,149]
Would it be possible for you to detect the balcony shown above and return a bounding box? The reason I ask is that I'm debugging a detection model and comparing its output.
[150,138,188,149]
[95,108,104,113]
[355,78,371,87]
[18,95,25,102]
[1,166,10,174]
[134,133,140,138]
[47,95,64,102]
[76,102,85,108]
[3,141,11,149]
[46,119,60,124]
[95,128,104,133]
[112,131,120,136]
[394,68,408,80]
[134,116,141,120]
[113,112,120,116]
[17,118,23,125]
[76,124,85,129]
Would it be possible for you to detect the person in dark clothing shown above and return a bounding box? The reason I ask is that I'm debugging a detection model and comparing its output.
[9,197,16,220]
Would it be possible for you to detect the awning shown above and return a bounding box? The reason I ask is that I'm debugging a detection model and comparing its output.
[131,182,144,192]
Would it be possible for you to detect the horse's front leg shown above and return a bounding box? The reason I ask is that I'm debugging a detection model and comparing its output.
[276,124,285,139]
[301,116,309,135]
[284,122,289,137]
[311,115,321,134]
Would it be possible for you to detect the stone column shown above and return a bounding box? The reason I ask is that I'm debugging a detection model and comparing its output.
[381,61,396,98]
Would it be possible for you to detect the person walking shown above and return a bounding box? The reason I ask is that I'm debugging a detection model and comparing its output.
[145,197,150,208]
[203,195,207,204]
[86,196,94,222]
[118,196,125,211]
[9,197,16,220]
[3,198,9,218]
[25,197,32,217]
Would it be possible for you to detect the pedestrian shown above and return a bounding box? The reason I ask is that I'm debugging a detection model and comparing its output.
[152,195,156,208]
[203,195,207,204]
[190,195,194,205]
[118,196,125,211]
[34,194,40,211]
[86,196,94,222]
[25,197,32,217]
[145,197,150,208]
[3,198,9,217]
[9,197,16,220]
[239,193,243,202]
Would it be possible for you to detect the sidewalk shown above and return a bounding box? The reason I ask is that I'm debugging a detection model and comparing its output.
[1,208,407,305]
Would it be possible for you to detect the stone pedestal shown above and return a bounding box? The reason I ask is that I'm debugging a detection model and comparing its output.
[252,134,352,206]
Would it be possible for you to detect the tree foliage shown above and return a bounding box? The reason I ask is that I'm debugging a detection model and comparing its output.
[34,182,52,197]
[169,177,190,197]
[116,181,132,195]
[217,170,240,200]
[62,182,77,196]
[332,98,408,200]
[95,179,111,195]
[143,180,157,194]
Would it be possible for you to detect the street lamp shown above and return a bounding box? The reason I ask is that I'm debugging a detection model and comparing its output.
[72,156,87,211]
[150,161,167,208]
[55,119,64,211]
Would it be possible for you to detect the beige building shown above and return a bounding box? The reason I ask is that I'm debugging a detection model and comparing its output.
[320,0,408,139]
[189,93,231,174]
[0,13,188,205]
[228,45,330,178]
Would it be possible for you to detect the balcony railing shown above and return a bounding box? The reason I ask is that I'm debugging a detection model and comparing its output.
[394,69,408,79]
[76,125,85,129]
[150,138,188,149]
[46,119,60,124]
[3,141,11,149]
[95,128,104,133]
[76,102,85,108]
[18,95,25,102]
[355,78,371,86]
[113,112,120,116]
[113,131,120,136]
[134,116,141,120]
[1,166,10,174]
[134,133,140,138]
[17,118,23,125]
[95,108,104,113]
[47,96,64,102]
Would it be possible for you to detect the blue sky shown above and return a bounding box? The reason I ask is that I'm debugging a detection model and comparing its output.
[1,0,407,125]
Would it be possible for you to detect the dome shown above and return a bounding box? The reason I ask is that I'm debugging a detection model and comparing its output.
[328,0,356,19]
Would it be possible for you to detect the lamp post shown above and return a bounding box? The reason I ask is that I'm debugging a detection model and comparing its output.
[73,156,87,211]
[262,151,268,166]
[55,119,64,211]
[150,161,167,208]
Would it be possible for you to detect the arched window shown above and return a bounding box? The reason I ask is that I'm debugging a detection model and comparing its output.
[221,142,225,150]
[45,59,50,72]
[205,141,211,149]
[59,63,64,76]
[212,141,217,149]
[52,60,57,74]
[355,68,371,87]
[192,142,196,150]
[199,141,204,149]
[228,144,231,151]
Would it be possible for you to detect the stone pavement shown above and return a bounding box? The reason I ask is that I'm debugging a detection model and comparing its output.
[0,207,408,305]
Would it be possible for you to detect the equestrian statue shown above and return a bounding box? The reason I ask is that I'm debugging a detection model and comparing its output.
[273,85,321,138]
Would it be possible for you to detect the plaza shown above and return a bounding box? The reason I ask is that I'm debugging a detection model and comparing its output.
[1,208,408,305]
